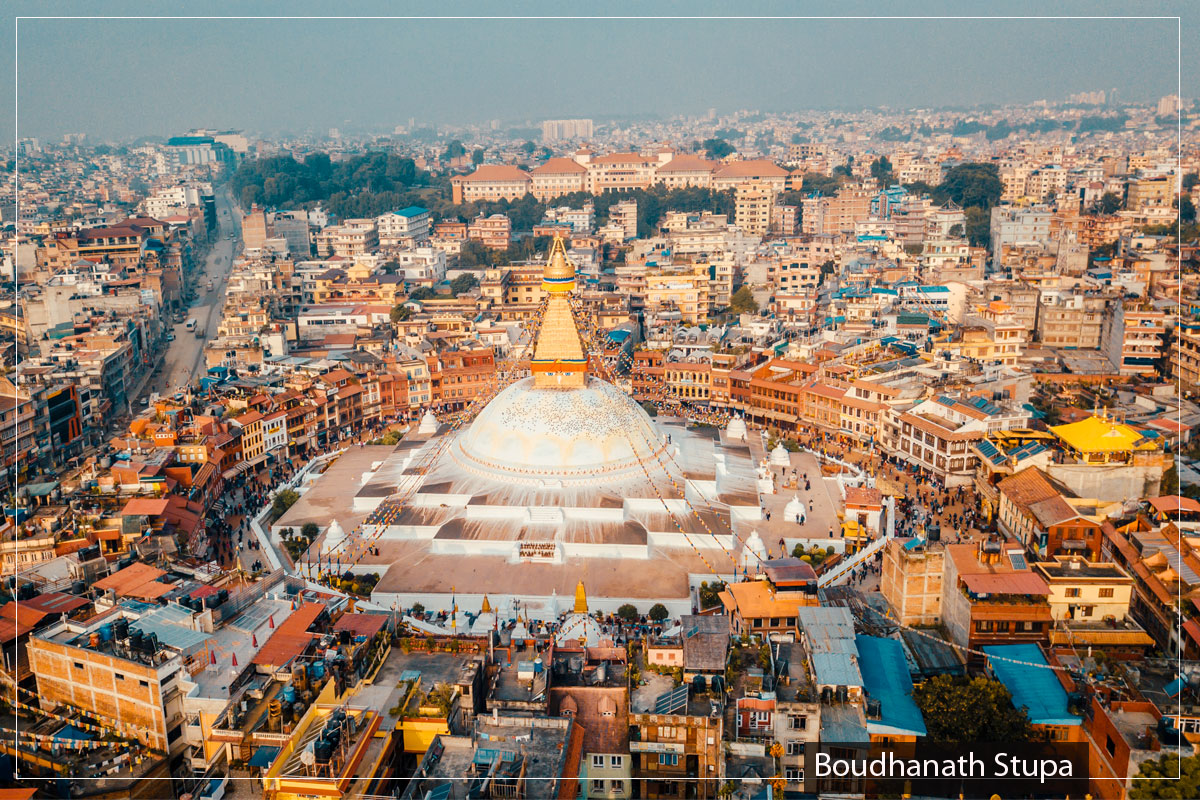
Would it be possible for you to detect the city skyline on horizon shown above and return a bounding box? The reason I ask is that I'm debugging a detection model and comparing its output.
[2,7,1190,142]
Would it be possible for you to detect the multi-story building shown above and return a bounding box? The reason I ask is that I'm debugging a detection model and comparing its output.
[450,164,532,204]
[989,204,1053,254]
[428,346,496,412]
[1126,175,1175,211]
[1037,293,1109,349]
[734,181,775,236]
[376,206,431,244]
[996,467,1105,560]
[881,537,946,626]
[1171,327,1200,392]
[880,394,1029,487]
[628,677,724,799]
[28,615,188,754]
[467,213,512,250]
[609,200,638,240]
[242,204,269,250]
[541,118,594,141]
[1102,304,1168,377]
[942,539,1053,662]
[312,218,378,258]
[531,158,589,201]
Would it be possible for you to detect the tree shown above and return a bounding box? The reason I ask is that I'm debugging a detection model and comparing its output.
[520,141,536,155]
[703,138,734,160]
[408,287,437,301]
[648,603,669,623]
[1183,172,1199,192]
[870,156,893,186]
[1182,197,1197,226]
[1131,753,1200,799]
[616,603,639,622]
[449,273,480,295]
[912,675,1034,742]
[948,223,964,238]
[471,148,485,165]
[934,163,1002,211]
[1162,465,1180,496]
[301,522,320,540]
[729,286,758,315]
[1094,191,1123,215]
[442,140,466,160]
[271,489,300,520]
[390,304,411,324]
[964,207,991,248]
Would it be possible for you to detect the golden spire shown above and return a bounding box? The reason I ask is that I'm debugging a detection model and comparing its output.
[542,235,576,294]
[574,580,588,614]
[480,595,492,614]
[532,236,587,389]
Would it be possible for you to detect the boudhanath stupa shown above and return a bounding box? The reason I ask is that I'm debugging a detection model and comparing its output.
[302,238,780,616]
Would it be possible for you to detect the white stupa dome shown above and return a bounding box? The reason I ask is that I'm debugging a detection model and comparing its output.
[742,529,767,574]
[726,415,747,439]
[769,444,791,466]
[784,495,806,523]
[322,518,346,555]
[451,376,669,486]
[418,410,439,435]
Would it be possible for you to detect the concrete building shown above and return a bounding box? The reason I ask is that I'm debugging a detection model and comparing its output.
[542,118,594,142]
[734,181,775,236]
[990,205,1053,253]
[451,165,532,204]
[881,537,946,626]
[1102,304,1168,376]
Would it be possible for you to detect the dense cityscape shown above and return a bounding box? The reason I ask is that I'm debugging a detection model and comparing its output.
[2,68,1200,800]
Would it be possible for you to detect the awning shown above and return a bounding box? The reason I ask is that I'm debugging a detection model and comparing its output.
[247,746,280,768]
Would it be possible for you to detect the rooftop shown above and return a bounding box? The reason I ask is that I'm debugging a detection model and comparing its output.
[983,644,1081,727]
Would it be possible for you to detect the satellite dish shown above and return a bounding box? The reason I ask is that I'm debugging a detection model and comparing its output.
[300,748,315,766]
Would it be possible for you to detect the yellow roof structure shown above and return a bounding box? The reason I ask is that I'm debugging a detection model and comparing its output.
[532,236,587,389]
[1049,415,1159,454]
[541,235,576,294]
[574,580,588,614]
[480,595,492,614]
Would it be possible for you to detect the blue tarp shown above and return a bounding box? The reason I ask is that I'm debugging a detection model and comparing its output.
[248,746,280,768]
[983,644,1081,726]
[856,636,927,737]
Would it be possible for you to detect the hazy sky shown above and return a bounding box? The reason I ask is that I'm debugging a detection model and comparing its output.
[2,0,1195,142]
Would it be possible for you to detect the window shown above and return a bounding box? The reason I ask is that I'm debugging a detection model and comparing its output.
[610,756,623,768]
[591,755,604,769]
[658,753,679,766]
[786,741,805,756]
[590,780,605,794]
[1099,588,1115,598]
[611,783,624,796]
[788,715,807,731]
[114,673,124,681]
[1065,588,1081,598]
[785,768,803,782]
[73,662,84,670]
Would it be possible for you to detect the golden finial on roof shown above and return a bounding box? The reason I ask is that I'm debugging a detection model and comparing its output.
[542,235,575,294]
[573,580,588,614]
[481,595,492,614]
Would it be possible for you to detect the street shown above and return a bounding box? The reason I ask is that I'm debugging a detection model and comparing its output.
[148,188,242,398]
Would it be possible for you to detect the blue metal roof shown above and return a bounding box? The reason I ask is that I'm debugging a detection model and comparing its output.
[983,644,1081,726]
[856,635,927,738]
[394,206,429,217]
[975,439,1007,466]
[248,746,280,768]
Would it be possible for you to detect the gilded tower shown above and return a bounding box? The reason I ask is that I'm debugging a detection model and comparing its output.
[531,236,588,389]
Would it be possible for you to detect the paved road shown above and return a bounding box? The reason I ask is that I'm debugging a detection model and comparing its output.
[149,189,241,397]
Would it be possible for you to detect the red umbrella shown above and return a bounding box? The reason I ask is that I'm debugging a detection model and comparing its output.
[210,649,216,665]
[252,632,258,647]
[268,614,275,628]
[231,652,238,667]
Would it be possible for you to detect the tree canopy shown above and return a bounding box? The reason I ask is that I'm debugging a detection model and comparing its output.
[1130,753,1200,799]
[870,156,893,186]
[729,286,758,315]
[616,603,639,622]
[912,675,1034,742]
[648,603,669,622]
[932,163,1003,210]
[703,138,735,160]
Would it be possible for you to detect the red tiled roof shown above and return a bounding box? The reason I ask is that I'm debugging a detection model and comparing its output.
[120,497,171,517]
[531,158,587,175]
[333,613,387,639]
[961,572,1049,595]
[1149,495,1200,514]
[713,159,788,178]
[456,165,530,182]
[252,602,325,668]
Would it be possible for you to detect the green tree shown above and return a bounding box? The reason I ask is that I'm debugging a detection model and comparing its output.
[934,163,1002,210]
[520,141,536,155]
[408,287,437,301]
[703,138,735,160]
[1182,197,1197,226]
[443,140,466,160]
[1093,191,1123,215]
[1131,753,1200,799]
[964,207,991,248]
[301,522,320,540]
[271,489,300,520]
[1162,465,1180,496]
[471,148,485,165]
[870,156,893,186]
[449,273,480,294]
[728,286,758,315]
[390,304,411,324]
[380,430,402,446]
[912,675,1034,742]
[648,603,669,623]
[616,603,639,622]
